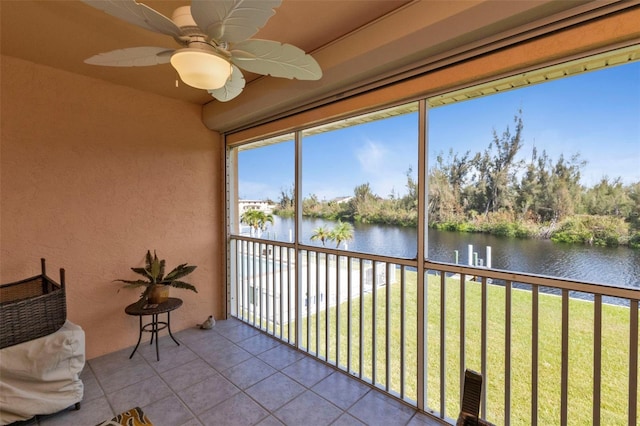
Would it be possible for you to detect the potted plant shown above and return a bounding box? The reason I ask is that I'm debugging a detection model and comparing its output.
[115,250,197,304]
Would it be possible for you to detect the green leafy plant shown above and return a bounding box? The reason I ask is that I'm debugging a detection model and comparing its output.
[115,250,198,300]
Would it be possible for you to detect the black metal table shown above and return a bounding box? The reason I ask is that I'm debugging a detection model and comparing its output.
[125,297,182,361]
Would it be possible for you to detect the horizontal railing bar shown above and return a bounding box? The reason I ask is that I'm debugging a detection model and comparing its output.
[232,234,296,248]
[232,235,416,266]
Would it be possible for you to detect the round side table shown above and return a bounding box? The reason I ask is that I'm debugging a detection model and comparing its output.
[125,297,183,361]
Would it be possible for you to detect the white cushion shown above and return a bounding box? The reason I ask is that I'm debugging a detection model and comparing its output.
[0,320,85,425]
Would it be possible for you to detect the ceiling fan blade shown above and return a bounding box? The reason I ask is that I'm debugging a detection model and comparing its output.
[208,65,246,102]
[81,0,182,39]
[191,0,281,43]
[230,39,322,80]
[84,47,174,67]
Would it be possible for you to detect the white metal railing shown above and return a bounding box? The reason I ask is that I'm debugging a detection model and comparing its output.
[228,235,639,425]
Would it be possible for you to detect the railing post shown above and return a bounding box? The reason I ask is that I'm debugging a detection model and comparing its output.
[505,280,512,425]
[400,265,406,399]
[532,284,539,426]
[440,272,447,417]
[372,260,378,385]
[347,256,353,374]
[629,299,638,426]
[481,276,488,418]
[561,289,569,426]
[593,294,602,426]
[460,273,467,410]
[385,262,391,392]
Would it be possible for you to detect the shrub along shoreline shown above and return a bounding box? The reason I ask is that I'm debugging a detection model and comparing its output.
[275,206,640,249]
[430,213,640,248]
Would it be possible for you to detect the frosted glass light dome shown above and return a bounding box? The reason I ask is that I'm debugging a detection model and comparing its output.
[170,49,232,90]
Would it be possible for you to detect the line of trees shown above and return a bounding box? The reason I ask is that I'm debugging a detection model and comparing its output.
[272,111,639,248]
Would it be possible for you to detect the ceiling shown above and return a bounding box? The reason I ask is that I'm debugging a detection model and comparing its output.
[1,1,632,132]
[0,0,412,105]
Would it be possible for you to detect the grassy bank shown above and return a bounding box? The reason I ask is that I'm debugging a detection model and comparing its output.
[291,270,636,425]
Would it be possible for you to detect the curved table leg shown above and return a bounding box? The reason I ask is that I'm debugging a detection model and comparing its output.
[129,316,143,359]
[167,311,180,346]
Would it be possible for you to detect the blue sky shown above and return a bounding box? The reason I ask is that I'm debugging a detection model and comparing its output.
[238,61,640,201]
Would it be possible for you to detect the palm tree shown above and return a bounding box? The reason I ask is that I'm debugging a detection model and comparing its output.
[257,211,274,233]
[240,209,273,236]
[330,220,354,248]
[310,226,332,246]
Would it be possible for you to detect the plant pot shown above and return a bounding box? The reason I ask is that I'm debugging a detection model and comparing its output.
[148,285,170,304]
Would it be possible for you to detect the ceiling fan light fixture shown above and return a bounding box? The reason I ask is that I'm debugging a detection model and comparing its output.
[170,48,232,90]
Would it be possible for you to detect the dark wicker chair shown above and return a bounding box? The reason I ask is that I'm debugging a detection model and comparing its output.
[0,258,66,349]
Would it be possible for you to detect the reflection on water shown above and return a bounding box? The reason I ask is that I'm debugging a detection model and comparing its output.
[259,216,639,289]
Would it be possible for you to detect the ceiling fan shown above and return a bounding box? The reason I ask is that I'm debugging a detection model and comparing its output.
[81,0,322,102]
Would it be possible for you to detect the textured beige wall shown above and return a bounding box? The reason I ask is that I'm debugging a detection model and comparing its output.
[0,56,225,360]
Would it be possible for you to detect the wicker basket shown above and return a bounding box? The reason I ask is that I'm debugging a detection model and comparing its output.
[0,258,67,349]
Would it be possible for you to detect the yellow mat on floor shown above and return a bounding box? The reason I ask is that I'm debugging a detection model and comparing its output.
[96,407,152,426]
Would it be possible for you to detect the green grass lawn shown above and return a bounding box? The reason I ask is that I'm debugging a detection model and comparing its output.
[284,269,638,425]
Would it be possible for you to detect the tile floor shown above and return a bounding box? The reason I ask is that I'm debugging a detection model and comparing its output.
[15,318,445,426]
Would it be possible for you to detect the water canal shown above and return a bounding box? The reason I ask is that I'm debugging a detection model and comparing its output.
[259,216,640,289]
